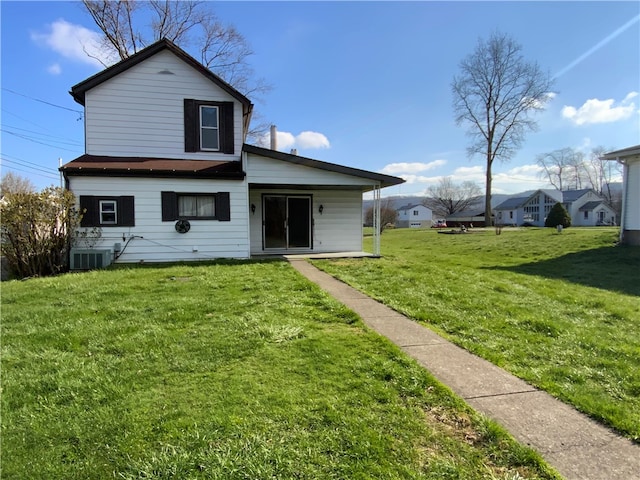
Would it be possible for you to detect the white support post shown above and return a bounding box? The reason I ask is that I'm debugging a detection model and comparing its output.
[372,185,381,256]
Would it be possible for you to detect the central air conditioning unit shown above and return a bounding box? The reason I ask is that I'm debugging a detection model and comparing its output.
[70,249,113,271]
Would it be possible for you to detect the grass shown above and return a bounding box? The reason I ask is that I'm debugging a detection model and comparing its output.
[314,227,640,441]
[1,260,559,479]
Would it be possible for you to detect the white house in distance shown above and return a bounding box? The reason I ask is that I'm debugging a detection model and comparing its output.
[602,145,640,245]
[396,203,433,228]
[60,39,404,265]
[494,189,616,227]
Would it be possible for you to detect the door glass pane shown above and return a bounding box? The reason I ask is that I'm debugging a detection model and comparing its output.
[264,196,286,249]
[287,197,311,248]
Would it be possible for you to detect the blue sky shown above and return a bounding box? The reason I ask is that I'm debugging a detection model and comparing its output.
[1,1,639,197]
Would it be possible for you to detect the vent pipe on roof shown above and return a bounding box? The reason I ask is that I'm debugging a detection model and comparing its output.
[270,125,277,150]
[290,149,298,155]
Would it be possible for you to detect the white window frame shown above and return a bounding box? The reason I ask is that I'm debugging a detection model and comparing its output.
[99,200,117,225]
[200,105,220,151]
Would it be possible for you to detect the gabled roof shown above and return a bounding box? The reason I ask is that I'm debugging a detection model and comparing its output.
[70,38,252,109]
[578,201,603,211]
[494,196,529,210]
[561,189,594,203]
[397,203,425,211]
[60,154,245,180]
[242,144,405,189]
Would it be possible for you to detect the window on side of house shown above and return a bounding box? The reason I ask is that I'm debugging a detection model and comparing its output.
[413,210,419,216]
[161,191,231,222]
[99,200,117,224]
[178,194,216,219]
[184,99,234,154]
[200,105,219,151]
[584,211,589,219]
[79,196,135,227]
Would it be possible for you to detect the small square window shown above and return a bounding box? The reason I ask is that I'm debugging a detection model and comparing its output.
[99,200,117,224]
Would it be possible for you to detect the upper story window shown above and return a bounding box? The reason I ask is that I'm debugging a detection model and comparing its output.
[184,99,234,154]
[413,210,419,216]
[200,106,219,151]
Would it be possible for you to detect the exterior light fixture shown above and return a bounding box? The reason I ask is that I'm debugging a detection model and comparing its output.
[251,203,256,214]
[319,204,324,214]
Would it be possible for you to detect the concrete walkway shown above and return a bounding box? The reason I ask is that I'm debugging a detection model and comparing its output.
[289,259,640,480]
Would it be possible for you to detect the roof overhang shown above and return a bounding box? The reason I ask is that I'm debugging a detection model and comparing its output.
[60,155,245,180]
[601,145,640,163]
[243,144,405,190]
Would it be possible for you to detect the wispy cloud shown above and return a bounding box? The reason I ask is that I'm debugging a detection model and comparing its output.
[562,92,638,125]
[553,14,640,79]
[31,19,114,68]
[47,63,62,75]
[380,160,446,175]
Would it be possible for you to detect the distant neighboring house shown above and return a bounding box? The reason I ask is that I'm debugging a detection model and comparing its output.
[602,145,640,245]
[396,204,432,228]
[59,39,404,264]
[494,189,616,227]
[561,189,617,226]
[494,189,560,227]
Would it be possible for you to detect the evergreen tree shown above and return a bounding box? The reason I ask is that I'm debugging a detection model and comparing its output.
[545,202,571,228]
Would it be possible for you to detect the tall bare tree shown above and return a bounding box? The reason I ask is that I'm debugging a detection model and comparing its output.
[536,147,583,191]
[81,0,270,137]
[424,177,482,217]
[452,31,554,226]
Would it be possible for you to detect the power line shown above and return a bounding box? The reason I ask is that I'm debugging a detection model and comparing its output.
[1,157,59,176]
[1,163,59,181]
[2,153,60,172]
[1,129,83,153]
[2,126,83,147]
[2,87,83,114]
[2,123,83,146]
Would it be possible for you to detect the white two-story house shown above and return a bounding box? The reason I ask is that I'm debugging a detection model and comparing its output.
[61,39,403,265]
[396,204,433,228]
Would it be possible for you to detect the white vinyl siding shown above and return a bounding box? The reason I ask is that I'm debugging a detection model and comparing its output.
[249,189,363,255]
[246,153,379,188]
[84,50,242,160]
[625,160,640,230]
[69,176,249,262]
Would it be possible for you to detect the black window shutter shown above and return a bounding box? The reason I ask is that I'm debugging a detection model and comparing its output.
[221,102,234,154]
[161,191,178,221]
[119,196,135,226]
[79,196,98,227]
[184,99,197,152]
[216,192,231,221]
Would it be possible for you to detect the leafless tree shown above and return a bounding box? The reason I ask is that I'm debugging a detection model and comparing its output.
[0,172,36,196]
[537,146,622,201]
[424,177,482,217]
[81,1,271,138]
[364,198,398,233]
[452,31,554,226]
[536,147,583,191]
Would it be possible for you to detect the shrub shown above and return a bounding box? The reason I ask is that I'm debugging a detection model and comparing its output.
[1,187,83,278]
[545,202,571,228]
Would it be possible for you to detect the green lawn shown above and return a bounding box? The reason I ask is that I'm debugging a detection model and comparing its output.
[315,227,640,441]
[1,260,559,479]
